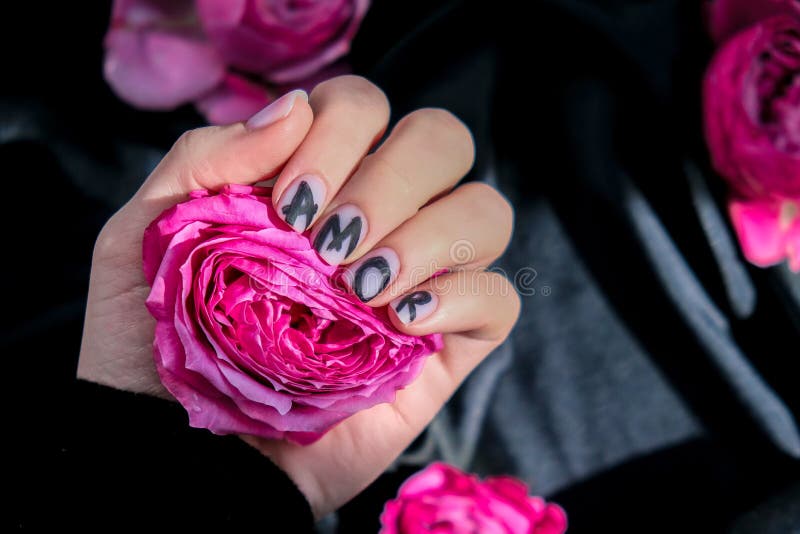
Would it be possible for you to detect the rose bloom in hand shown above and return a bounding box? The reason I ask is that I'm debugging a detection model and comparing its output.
[79,76,519,517]
[144,184,440,444]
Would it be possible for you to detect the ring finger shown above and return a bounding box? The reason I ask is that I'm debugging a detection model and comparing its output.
[341,182,514,304]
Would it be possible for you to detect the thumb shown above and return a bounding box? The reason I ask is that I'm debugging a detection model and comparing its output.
[125,90,313,227]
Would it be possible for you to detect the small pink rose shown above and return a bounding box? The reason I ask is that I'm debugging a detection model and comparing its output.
[703,15,800,270]
[705,0,798,43]
[195,63,352,125]
[104,0,226,110]
[142,185,442,444]
[194,73,272,124]
[103,0,370,123]
[379,463,567,534]
[196,0,370,84]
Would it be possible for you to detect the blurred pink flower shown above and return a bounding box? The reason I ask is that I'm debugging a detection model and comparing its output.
[705,0,798,43]
[197,0,370,84]
[104,0,225,110]
[104,0,369,123]
[380,463,567,534]
[704,15,800,270]
[194,73,271,125]
[730,199,800,271]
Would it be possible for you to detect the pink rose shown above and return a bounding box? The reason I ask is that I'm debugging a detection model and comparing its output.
[142,185,442,444]
[104,0,226,110]
[703,15,800,270]
[705,0,798,43]
[194,74,272,126]
[379,463,567,534]
[196,0,370,84]
[104,0,369,123]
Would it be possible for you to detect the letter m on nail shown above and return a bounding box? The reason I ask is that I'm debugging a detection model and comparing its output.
[314,215,363,257]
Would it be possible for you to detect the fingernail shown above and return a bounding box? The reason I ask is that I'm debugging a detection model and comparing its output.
[391,291,438,324]
[277,174,326,231]
[245,89,307,130]
[343,248,400,302]
[312,204,368,265]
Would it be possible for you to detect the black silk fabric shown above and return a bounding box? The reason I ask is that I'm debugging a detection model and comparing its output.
[4,1,800,532]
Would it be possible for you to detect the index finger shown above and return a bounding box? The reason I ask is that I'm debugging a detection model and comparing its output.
[125,90,314,228]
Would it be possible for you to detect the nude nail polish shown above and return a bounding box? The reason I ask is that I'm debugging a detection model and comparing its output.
[343,248,400,302]
[312,204,368,265]
[391,291,438,324]
[277,174,327,232]
[245,89,307,130]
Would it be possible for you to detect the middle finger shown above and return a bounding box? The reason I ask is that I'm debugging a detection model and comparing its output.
[272,76,391,232]
[310,107,475,266]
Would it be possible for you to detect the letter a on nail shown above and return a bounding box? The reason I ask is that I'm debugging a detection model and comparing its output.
[282,181,318,230]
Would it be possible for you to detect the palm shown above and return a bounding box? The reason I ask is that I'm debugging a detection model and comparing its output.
[79,220,167,398]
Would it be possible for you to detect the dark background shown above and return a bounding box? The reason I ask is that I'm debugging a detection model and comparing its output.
[5,1,800,532]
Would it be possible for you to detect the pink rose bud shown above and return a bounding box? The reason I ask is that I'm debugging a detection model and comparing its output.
[379,463,568,534]
[703,15,800,270]
[142,185,442,444]
[194,73,273,125]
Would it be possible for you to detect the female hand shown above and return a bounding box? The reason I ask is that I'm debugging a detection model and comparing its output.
[78,75,519,518]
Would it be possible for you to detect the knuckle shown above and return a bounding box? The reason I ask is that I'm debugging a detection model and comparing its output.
[486,272,522,335]
[360,152,413,196]
[464,271,521,343]
[460,183,514,246]
[398,108,475,172]
[312,75,390,120]
[402,107,460,129]
[482,270,510,293]
[506,285,522,325]
[92,215,128,265]
[93,221,118,261]
[170,127,219,188]
[173,127,209,158]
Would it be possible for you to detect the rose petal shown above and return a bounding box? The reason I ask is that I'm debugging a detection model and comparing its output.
[111,0,197,28]
[195,73,272,125]
[104,0,225,109]
[705,0,796,43]
[197,0,370,83]
[729,197,799,267]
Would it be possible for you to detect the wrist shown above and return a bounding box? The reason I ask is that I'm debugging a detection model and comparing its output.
[241,435,329,519]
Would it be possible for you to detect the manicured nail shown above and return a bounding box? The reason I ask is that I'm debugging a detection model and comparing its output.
[312,204,368,265]
[391,291,437,324]
[245,89,307,130]
[277,174,326,231]
[343,247,400,302]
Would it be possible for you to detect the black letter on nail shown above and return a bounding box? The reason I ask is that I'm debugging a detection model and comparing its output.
[394,291,432,322]
[282,181,318,230]
[353,256,392,302]
[313,215,362,257]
